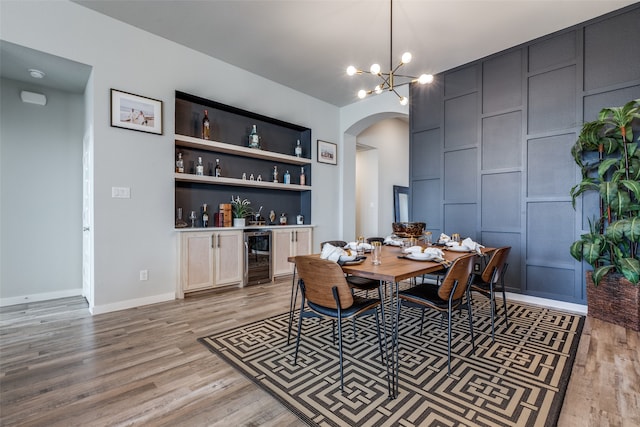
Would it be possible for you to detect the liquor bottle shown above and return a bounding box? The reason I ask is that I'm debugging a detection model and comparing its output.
[202,204,209,227]
[272,165,279,183]
[196,156,204,176]
[214,158,221,177]
[202,110,210,140]
[300,166,306,185]
[284,170,291,184]
[176,152,184,173]
[248,125,260,149]
[294,140,302,157]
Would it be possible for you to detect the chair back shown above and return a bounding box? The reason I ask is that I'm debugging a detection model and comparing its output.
[438,254,475,301]
[320,240,347,251]
[481,246,511,284]
[295,256,354,309]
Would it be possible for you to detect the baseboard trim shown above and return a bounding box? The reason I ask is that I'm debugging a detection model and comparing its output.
[0,288,83,307]
[506,292,587,315]
[90,292,175,315]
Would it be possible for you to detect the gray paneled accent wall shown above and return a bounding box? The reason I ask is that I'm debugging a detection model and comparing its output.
[409,4,640,304]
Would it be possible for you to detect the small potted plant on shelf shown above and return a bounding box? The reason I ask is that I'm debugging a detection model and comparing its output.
[231,195,252,227]
[569,98,640,331]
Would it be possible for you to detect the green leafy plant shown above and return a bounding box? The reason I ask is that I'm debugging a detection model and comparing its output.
[570,99,640,285]
[230,195,252,219]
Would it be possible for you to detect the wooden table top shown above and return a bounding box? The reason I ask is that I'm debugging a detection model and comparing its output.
[291,245,494,283]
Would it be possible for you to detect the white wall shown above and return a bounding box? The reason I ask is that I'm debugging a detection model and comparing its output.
[0,78,84,303]
[1,0,341,313]
[356,119,409,238]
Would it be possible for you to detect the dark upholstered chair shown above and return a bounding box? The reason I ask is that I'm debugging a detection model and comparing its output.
[293,257,388,393]
[469,246,511,341]
[320,240,347,251]
[397,254,476,375]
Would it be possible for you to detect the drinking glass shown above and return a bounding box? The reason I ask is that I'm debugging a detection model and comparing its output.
[357,236,365,256]
[371,241,382,265]
[424,231,432,246]
[452,233,460,244]
[189,210,197,227]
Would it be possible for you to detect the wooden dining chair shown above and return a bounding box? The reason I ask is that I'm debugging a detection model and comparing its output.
[397,254,476,375]
[293,256,388,393]
[469,246,511,341]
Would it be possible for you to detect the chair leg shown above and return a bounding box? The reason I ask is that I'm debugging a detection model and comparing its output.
[337,316,345,393]
[293,294,306,364]
[501,283,509,329]
[489,283,496,342]
[447,307,452,375]
[466,287,476,354]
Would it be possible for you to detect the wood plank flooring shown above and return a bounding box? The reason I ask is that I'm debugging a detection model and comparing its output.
[1,278,638,426]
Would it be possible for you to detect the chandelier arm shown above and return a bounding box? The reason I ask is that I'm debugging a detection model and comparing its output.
[391,88,404,100]
[393,73,418,79]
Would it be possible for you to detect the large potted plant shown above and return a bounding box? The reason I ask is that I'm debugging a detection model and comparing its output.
[570,98,640,331]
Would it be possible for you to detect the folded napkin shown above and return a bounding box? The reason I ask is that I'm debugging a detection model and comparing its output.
[320,243,352,262]
[345,241,373,251]
[439,233,451,243]
[384,235,404,246]
[461,237,484,254]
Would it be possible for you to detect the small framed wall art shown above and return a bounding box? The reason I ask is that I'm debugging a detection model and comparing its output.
[317,140,337,165]
[110,89,163,135]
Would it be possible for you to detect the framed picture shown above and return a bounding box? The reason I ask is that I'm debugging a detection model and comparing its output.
[317,140,337,165]
[110,89,163,135]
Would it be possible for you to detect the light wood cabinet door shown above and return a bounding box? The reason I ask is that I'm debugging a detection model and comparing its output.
[213,230,243,286]
[272,228,313,278]
[180,232,214,294]
[272,229,295,278]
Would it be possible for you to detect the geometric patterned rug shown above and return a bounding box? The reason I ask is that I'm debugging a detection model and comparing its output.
[199,299,584,427]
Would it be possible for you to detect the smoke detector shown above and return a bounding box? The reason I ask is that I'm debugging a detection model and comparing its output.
[28,69,45,79]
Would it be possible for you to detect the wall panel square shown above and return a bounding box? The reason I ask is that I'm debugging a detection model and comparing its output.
[445,93,478,148]
[527,201,574,264]
[444,66,478,98]
[412,178,440,233]
[483,50,522,113]
[444,203,477,241]
[526,265,575,300]
[482,172,521,229]
[527,134,575,197]
[480,231,522,291]
[412,129,441,178]
[528,66,576,134]
[482,111,522,170]
[528,31,576,72]
[444,148,477,202]
[410,82,443,131]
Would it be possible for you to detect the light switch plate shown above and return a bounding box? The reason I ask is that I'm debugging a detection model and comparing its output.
[112,187,131,198]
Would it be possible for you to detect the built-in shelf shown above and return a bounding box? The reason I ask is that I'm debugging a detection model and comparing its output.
[175,173,311,191]
[175,134,312,166]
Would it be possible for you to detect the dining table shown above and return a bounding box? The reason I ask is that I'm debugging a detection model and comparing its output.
[288,243,495,399]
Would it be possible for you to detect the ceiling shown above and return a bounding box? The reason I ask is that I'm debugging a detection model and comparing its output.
[3,1,637,106]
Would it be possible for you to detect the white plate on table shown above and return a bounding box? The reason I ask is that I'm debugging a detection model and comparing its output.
[405,253,436,261]
[446,245,472,252]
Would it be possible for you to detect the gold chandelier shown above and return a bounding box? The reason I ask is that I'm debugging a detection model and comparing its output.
[346,0,434,105]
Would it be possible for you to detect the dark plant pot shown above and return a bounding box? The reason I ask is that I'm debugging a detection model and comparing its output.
[586,271,640,332]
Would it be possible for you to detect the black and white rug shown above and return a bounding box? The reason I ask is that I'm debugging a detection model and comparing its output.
[199,299,583,426]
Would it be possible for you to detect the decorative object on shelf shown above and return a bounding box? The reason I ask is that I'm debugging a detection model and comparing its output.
[202,204,209,227]
[175,207,188,228]
[250,206,266,226]
[219,203,232,227]
[272,166,279,183]
[202,109,210,140]
[280,212,287,225]
[297,214,304,225]
[249,173,255,181]
[317,140,337,165]
[392,222,426,238]
[189,210,197,228]
[257,174,262,182]
[242,172,247,180]
[248,124,261,149]
[300,167,306,185]
[345,0,434,105]
[214,158,221,177]
[175,152,184,173]
[269,210,276,224]
[110,89,163,135]
[284,170,291,184]
[233,218,246,227]
[231,195,253,221]
[196,156,204,176]
[295,139,302,157]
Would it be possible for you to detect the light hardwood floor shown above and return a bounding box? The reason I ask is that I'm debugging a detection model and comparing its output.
[1,278,638,426]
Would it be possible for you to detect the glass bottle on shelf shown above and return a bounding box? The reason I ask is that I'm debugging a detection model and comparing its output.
[196,156,204,176]
[272,165,279,183]
[294,139,302,157]
[248,125,260,149]
[202,204,209,227]
[176,152,184,173]
[300,166,306,185]
[214,158,221,177]
[175,207,188,228]
[202,110,210,140]
[284,170,291,184]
